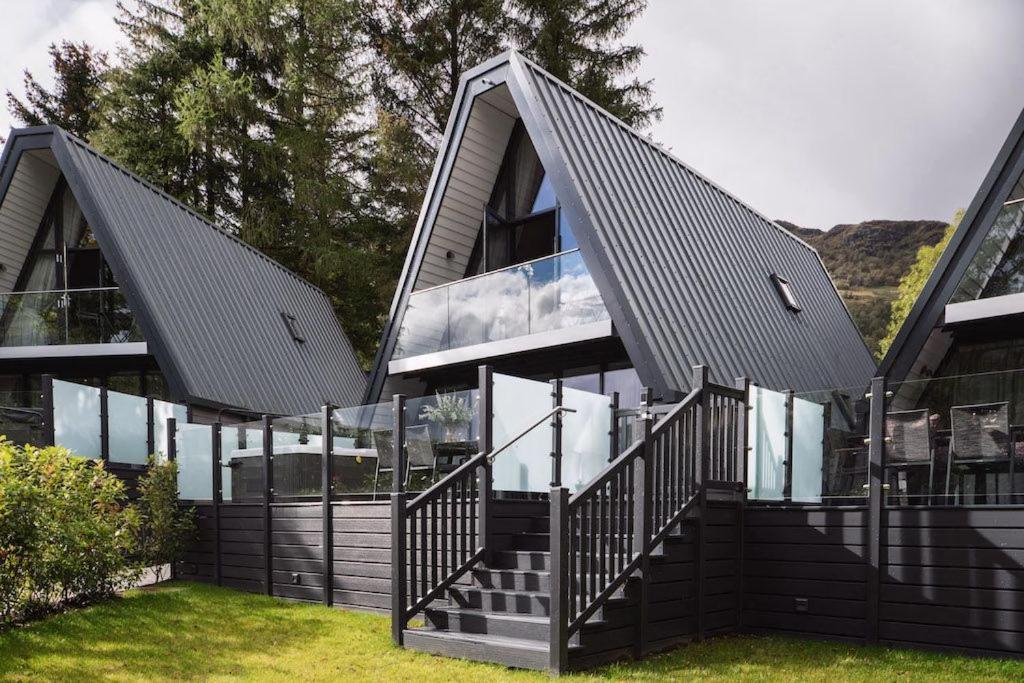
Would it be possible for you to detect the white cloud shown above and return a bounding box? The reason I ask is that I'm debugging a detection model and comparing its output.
[0,0,120,134]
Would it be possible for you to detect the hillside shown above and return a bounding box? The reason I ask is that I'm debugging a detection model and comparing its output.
[778,219,948,357]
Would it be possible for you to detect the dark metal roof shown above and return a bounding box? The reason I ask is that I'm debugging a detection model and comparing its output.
[1,126,366,415]
[367,52,875,399]
[878,106,1024,383]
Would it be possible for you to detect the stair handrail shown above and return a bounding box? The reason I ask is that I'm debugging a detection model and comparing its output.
[395,398,577,641]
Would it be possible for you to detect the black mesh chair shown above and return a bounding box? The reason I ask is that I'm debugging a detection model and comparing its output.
[371,429,395,499]
[885,409,934,505]
[825,444,868,499]
[405,424,438,488]
[947,402,1013,504]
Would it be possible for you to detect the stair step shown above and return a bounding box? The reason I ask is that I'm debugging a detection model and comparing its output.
[472,567,550,592]
[507,532,549,551]
[403,627,552,671]
[450,587,550,615]
[492,551,550,570]
[425,607,550,641]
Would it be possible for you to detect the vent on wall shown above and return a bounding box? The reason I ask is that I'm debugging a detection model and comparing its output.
[281,312,306,344]
[770,274,801,312]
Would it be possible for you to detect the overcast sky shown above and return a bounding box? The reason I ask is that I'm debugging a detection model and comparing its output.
[3,0,1023,229]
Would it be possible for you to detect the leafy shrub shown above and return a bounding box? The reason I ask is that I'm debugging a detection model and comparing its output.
[135,456,196,582]
[0,442,140,627]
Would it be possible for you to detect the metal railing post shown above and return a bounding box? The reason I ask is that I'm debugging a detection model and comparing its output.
[322,404,335,607]
[783,389,795,502]
[166,417,177,462]
[146,397,155,456]
[550,379,564,488]
[865,376,886,644]
[548,486,569,674]
[99,387,109,463]
[391,394,407,644]
[262,415,273,596]
[477,365,494,564]
[632,386,654,658]
[212,423,222,586]
[41,374,55,446]
[735,378,751,485]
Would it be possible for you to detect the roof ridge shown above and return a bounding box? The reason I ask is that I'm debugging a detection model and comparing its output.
[52,127,331,299]
[509,51,818,256]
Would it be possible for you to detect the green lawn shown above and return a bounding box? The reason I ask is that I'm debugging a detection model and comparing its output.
[1,582,1021,682]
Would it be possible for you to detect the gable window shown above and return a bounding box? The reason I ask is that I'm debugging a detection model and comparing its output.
[771,274,801,312]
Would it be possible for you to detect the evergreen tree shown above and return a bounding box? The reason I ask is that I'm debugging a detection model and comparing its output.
[510,0,660,128]
[878,210,962,357]
[6,41,109,138]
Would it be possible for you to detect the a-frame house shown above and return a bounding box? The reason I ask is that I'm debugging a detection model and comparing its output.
[0,125,366,418]
[367,51,875,406]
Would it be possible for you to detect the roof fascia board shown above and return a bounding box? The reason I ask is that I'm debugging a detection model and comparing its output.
[503,54,674,399]
[878,107,1024,381]
[45,132,192,402]
[364,59,512,401]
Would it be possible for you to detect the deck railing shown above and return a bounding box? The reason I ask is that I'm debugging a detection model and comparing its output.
[549,367,748,670]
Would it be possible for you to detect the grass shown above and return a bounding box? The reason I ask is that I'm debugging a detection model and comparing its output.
[1,582,1022,682]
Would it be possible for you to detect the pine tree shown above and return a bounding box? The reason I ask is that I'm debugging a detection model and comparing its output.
[6,41,109,138]
[510,0,660,128]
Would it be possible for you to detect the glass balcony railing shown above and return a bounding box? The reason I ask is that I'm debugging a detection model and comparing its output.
[394,249,609,359]
[0,287,143,347]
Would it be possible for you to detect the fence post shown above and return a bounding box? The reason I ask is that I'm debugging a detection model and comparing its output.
[262,415,273,597]
[477,365,494,564]
[41,374,55,446]
[548,486,569,674]
[865,376,886,644]
[99,387,109,463]
[783,389,795,502]
[693,365,710,641]
[608,391,620,462]
[632,386,654,658]
[166,418,177,462]
[391,394,407,645]
[322,404,335,608]
[146,397,155,456]
[212,423,222,587]
[550,379,564,488]
[734,376,750,630]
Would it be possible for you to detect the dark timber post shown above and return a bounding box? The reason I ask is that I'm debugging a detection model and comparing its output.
[548,485,569,674]
[166,418,177,462]
[262,415,274,596]
[41,374,55,446]
[783,390,795,502]
[608,391,620,462]
[477,365,494,564]
[735,376,750,628]
[322,404,335,607]
[99,387,109,463]
[550,379,564,488]
[146,397,155,456]
[391,394,407,645]
[212,423,223,586]
[632,386,655,658]
[694,365,710,641]
[865,376,886,644]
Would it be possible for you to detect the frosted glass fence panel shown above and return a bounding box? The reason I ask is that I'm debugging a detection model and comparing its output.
[220,425,238,501]
[561,385,612,492]
[492,373,553,493]
[53,379,101,458]
[153,399,187,459]
[176,423,213,500]
[791,395,825,503]
[748,386,787,500]
[107,390,149,464]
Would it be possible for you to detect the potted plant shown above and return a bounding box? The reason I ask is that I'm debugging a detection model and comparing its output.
[419,391,474,443]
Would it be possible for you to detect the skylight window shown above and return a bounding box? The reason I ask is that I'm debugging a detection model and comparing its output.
[770,274,801,312]
[281,312,306,344]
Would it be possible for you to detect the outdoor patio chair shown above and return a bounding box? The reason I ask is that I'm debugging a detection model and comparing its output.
[371,429,395,500]
[947,402,1014,504]
[405,424,439,488]
[885,409,935,505]
[825,444,867,498]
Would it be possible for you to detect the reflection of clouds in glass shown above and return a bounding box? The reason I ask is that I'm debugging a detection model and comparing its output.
[393,251,610,359]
